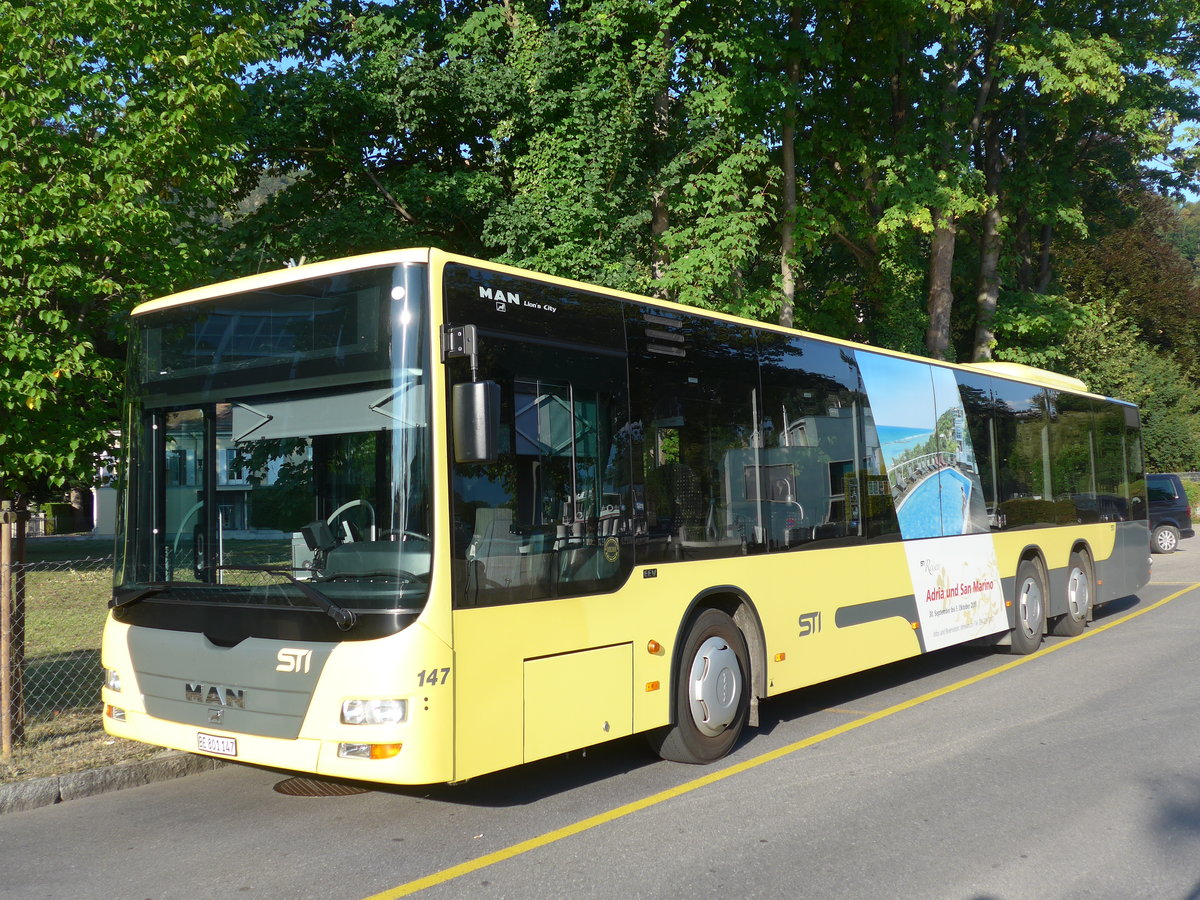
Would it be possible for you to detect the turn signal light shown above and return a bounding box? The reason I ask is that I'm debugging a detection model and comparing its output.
[647,640,663,654]
[338,742,402,760]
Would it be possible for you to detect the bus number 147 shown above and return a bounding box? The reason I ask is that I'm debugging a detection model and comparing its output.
[417,667,451,687]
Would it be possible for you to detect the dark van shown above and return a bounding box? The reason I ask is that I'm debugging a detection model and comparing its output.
[1147,473,1194,553]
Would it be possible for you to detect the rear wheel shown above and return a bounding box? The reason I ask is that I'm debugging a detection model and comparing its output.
[1152,524,1180,554]
[1008,558,1046,655]
[1051,550,1091,637]
[648,609,750,764]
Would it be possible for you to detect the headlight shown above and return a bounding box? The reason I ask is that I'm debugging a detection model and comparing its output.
[341,698,407,725]
[103,668,122,692]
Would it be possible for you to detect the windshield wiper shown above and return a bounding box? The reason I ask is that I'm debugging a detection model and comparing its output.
[217,565,358,631]
[110,583,169,612]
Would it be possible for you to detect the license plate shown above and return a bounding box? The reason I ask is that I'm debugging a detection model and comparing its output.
[197,732,237,757]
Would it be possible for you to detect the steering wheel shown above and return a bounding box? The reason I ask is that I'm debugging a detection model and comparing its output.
[326,499,376,542]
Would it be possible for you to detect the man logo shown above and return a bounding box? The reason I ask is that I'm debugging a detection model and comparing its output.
[184,683,245,708]
[276,648,312,674]
[478,286,520,305]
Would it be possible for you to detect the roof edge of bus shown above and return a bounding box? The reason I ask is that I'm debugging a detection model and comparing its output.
[130,248,434,316]
[130,247,1105,404]
[960,361,1090,394]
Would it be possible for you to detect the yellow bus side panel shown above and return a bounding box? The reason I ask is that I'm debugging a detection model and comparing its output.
[523,643,633,763]
[991,522,1117,577]
[750,542,923,695]
[450,547,926,779]
[452,590,679,780]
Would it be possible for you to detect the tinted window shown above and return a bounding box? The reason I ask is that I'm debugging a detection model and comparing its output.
[445,271,633,607]
[443,263,625,350]
[1147,474,1179,502]
[991,378,1061,527]
[627,307,765,561]
[1092,402,1133,521]
[757,335,897,547]
[138,267,392,404]
[1047,391,1094,498]
[955,371,1001,528]
[1124,405,1147,520]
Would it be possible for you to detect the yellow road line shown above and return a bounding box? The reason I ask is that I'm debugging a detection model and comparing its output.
[364,582,1200,900]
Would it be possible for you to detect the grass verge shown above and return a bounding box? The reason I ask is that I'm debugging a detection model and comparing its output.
[1,710,160,784]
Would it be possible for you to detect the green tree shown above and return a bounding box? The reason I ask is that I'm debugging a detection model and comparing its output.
[1063,297,1200,471]
[225,0,1200,373]
[0,0,284,504]
[1165,199,1200,272]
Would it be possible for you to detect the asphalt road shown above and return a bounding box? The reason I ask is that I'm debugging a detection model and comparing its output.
[3,548,1200,900]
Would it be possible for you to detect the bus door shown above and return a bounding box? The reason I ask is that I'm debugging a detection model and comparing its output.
[442,279,638,774]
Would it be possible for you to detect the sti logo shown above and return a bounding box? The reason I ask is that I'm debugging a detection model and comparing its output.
[798,611,822,637]
[479,285,520,311]
[276,648,312,673]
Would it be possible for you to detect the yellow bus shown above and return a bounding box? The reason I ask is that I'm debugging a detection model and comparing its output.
[102,248,1151,782]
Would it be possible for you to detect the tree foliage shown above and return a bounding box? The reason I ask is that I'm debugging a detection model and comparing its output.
[228,1,1200,345]
[7,0,1200,494]
[0,1,287,502]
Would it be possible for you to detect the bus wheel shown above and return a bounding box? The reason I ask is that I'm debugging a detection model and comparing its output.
[1008,558,1046,655]
[1052,551,1091,637]
[648,609,749,764]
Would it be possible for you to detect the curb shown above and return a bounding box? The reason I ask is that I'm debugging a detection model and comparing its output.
[0,751,228,816]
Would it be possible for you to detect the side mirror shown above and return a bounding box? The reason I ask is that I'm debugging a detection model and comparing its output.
[452,381,500,463]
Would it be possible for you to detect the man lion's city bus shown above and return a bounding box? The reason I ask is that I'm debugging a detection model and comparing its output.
[102,248,1151,783]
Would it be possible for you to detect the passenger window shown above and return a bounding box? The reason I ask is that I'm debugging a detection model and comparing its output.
[757,336,898,548]
[1124,406,1147,520]
[450,342,632,606]
[991,379,1063,527]
[1147,477,1176,502]
[1047,391,1098,521]
[443,266,634,607]
[627,309,766,561]
[1093,402,1136,521]
[955,371,1001,529]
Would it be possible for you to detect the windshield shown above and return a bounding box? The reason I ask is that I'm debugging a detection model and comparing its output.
[114,262,432,623]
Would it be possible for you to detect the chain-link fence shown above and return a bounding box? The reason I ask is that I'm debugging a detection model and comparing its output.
[2,556,113,751]
[23,557,113,718]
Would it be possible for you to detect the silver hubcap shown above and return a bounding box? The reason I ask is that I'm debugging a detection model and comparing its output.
[1018,575,1043,636]
[1156,529,1177,552]
[1066,565,1089,620]
[688,636,742,737]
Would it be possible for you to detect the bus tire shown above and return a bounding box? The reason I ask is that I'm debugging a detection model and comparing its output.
[1051,550,1091,637]
[1008,558,1046,655]
[648,609,749,765]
